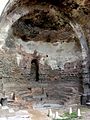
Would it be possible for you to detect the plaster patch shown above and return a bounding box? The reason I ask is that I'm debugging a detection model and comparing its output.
[16,53,22,66]
[0,39,5,50]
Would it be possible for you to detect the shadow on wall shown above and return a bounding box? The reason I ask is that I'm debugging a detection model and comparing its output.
[31,59,39,81]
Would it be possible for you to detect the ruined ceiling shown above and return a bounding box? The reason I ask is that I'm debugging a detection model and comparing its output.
[1,0,90,44]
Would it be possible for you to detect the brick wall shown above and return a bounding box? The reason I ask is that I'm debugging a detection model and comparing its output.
[0,48,84,105]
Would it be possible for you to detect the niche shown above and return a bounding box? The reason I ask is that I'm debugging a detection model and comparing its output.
[31,59,39,81]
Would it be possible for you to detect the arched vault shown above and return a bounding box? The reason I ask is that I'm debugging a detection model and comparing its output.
[0,0,90,104]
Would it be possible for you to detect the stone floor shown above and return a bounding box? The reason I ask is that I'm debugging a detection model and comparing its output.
[0,96,90,120]
[0,79,85,120]
[0,96,50,120]
[0,86,89,120]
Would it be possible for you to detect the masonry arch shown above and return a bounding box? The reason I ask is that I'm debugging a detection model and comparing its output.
[1,0,89,79]
[0,0,90,105]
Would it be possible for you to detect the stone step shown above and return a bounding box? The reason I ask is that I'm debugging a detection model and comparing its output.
[22,94,47,101]
[33,103,63,109]
[22,95,33,101]
[17,88,44,96]
[25,83,48,88]
[17,91,31,97]
[33,94,47,99]
[15,87,48,101]
[4,83,27,87]
[17,88,72,102]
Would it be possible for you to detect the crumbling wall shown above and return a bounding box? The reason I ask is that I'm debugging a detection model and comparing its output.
[0,0,90,105]
[0,35,83,105]
[9,38,82,105]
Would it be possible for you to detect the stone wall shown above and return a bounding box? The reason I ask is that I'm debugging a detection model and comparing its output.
[0,38,83,105]
[0,49,29,94]
[19,55,83,105]
[0,0,90,105]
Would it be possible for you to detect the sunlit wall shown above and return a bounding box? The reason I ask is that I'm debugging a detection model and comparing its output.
[0,0,9,16]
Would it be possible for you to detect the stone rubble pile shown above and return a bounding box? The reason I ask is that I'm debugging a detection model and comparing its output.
[0,104,31,120]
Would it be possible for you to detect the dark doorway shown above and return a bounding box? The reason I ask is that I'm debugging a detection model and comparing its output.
[31,59,39,81]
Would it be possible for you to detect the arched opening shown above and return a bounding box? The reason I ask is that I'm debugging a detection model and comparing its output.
[0,0,90,106]
[31,59,39,81]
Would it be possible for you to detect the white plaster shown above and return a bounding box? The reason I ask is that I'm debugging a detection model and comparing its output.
[0,40,5,50]
[4,25,10,32]
[16,53,22,66]
[46,59,58,70]
[70,22,88,52]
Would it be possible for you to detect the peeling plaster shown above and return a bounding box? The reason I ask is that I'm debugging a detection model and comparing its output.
[0,7,28,50]
[15,38,82,70]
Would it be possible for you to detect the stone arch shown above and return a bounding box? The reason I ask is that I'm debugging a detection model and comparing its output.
[1,0,89,76]
[70,22,90,95]
[0,0,29,50]
[0,0,90,104]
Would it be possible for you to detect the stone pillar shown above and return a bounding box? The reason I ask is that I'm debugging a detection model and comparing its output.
[81,46,90,105]
[69,22,90,105]
[82,46,90,94]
